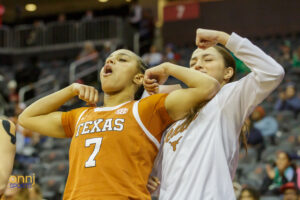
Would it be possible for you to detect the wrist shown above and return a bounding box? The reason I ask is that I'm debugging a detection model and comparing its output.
[218,32,230,46]
[67,84,78,97]
[162,62,170,74]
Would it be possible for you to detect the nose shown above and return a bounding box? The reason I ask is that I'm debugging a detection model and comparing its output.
[106,57,115,64]
[193,65,203,71]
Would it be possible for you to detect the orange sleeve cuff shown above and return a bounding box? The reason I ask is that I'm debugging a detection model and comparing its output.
[61,111,73,138]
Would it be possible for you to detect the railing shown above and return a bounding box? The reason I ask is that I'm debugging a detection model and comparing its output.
[69,53,102,84]
[0,94,7,115]
[0,26,10,48]
[18,75,60,106]
[133,32,140,55]
[14,24,45,47]
[1,17,123,49]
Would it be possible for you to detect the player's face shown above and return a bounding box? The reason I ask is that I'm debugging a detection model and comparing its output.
[190,47,226,84]
[100,49,141,94]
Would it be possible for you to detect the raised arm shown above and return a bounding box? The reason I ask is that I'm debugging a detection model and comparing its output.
[196,28,285,83]
[196,28,284,120]
[18,83,99,138]
[0,119,16,197]
[144,62,220,121]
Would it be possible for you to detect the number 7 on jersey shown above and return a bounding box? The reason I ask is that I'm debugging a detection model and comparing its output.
[85,137,103,168]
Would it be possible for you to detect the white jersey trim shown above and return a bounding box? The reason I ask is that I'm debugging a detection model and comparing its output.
[132,101,160,149]
[74,109,88,131]
[94,101,131,112]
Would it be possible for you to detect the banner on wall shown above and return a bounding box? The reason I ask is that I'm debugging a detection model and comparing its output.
[163,2,199,22]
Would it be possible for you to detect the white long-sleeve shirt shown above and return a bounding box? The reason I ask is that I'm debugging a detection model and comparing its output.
[156,33,284,200]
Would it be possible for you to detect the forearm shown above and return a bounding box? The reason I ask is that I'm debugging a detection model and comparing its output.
[226,33,285,80]
[163,62,219,92]
[19,85,75,119]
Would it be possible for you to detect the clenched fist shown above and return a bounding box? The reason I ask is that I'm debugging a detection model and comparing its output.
[143,63,170,95]
[71,83,99,106]
[195,28,230,49]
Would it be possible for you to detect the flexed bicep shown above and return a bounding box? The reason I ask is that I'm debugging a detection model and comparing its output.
[19,111,67,138]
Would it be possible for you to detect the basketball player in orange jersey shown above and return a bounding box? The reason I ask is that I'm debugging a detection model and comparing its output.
[18,49,220,200]
[0,118,16,199]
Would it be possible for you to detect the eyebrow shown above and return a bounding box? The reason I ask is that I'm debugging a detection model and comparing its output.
[107,52,131,59]
[191,53,214,61]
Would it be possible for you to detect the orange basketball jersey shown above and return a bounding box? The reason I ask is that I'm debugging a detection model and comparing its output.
[61,94,173,200]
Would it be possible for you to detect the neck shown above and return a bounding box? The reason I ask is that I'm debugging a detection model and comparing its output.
[103,87,136,107]
[220,81,227,88]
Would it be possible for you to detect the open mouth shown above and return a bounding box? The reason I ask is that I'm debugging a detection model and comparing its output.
[103,64,113,77]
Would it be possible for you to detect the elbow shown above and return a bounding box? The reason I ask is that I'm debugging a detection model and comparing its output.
[278,66,285,80]
[274,64,285,80]
[18,113,26,128]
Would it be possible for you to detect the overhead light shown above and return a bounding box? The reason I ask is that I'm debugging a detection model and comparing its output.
[98,0,108,2]
[25,3,37,12]
[126,0,132,2]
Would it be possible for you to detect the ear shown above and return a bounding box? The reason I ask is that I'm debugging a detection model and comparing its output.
[133,73,144,86]
[223,67,234,82]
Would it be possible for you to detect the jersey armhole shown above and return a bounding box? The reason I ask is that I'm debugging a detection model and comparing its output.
[132,101,160,149]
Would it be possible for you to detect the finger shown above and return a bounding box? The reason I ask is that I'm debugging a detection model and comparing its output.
[88,87,95,103]
[145,70,159,81]
[78,87,85,99]
[147,184,156,192]
[146,86,159,93]
[154,86,159,94]
[144,78,157,84]
[145,87,158,94]
[145,83,159,89]
[94,90,99,104]
[84,87,90,101]
[153,177,160,184]
[149,179,158,187]
[196,29,201,46]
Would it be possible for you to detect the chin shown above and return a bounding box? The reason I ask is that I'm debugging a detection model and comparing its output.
[101,84,121,94]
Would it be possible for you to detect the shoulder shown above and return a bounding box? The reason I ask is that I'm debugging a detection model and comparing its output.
[221,74,254,92]
[63,106,90,115]
[216,74,255,102]
[139,93,168,103]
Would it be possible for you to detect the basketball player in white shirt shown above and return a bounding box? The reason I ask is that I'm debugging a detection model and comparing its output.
[144,28,284,199]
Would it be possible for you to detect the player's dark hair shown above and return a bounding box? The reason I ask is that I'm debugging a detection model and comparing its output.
[134,57,148,100]
[214,45,250,152]
[213,45,236,83]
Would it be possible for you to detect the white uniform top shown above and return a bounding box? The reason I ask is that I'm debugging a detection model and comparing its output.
[155,33,285,200]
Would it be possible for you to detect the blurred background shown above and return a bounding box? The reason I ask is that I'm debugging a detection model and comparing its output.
[0,0,300,199]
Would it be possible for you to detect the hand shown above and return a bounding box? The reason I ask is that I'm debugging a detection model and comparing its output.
[147,176,160,194]
[71,83,99,106]
[144,63,169,95]
[195,28,230,49]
